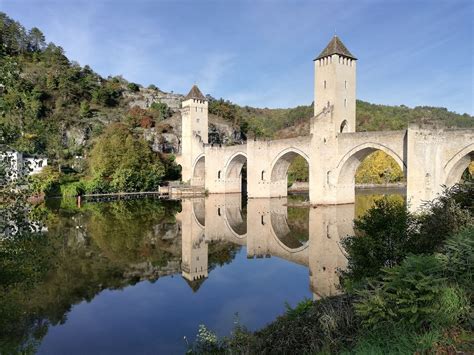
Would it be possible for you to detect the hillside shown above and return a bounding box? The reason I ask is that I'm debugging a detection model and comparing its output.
[1,12,472,190]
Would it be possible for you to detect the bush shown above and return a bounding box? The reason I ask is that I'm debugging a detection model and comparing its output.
[60,181,85,197]
[341,197,415,283]
[355,255,469,331]
[149,102,171,121]
[127,82,140,92]
[250,295,358,354]
[30,166,61,197]
[438,226,474,292]
[83,174,111,194]
[412,183,474,253]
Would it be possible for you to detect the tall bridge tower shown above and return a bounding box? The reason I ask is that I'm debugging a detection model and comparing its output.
[313,35,357,133]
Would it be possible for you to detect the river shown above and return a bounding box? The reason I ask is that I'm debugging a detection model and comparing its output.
[2,188,404,354]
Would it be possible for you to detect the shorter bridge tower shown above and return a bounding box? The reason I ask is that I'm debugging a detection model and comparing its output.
[179,85,208,184]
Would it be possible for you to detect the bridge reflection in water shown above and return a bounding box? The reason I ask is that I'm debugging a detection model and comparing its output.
[177,194,354,300]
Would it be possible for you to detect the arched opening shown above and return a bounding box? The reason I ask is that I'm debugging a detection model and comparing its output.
[225,203,247,237]
[340,120,349,133]
[192,199,205,227]
[192,156,205,187]
[225,153,247,194]
[445,151,474,186]
[270,197,309,251]
[271,150,310,197]
[337,145,405,204]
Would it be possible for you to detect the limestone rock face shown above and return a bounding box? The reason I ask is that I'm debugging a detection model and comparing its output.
[65,126,89,147]
[124,87,184,110]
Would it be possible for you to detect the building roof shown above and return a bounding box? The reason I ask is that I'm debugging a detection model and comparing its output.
[314,35,357,60]
[184,85,206,101]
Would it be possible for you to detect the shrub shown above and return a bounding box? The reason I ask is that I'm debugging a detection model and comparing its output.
[284,298,313,320]
[30,166,61,197]
[438,226,474,292]
[412,183,473,253]
[341,197,415,283]
[83,174,111,194]
[127,82,140,92]
[355,255,469,331]
[150,101,171,121]
[60,181,85,197]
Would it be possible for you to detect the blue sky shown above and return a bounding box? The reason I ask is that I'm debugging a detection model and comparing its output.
[1,0,473,114]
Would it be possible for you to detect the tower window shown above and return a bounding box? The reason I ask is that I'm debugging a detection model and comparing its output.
[340,120,349,133]
[261,170,265,180]
[197,118,200,123]
[324,80,326,89]
[218,208,221,216]
[345,81,347,89]
[218,170,221,179]
[344,99,347,107]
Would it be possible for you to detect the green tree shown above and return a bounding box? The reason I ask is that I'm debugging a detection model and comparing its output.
[150,101,172,121]
[88,124,165,192]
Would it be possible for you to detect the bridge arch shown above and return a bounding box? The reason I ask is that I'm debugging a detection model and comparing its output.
[192,155,205,186]
[336,142,405,186]
[192,199,206,228]
[267,200,310,253]
[224,204,247,239]
[269,212,309,253]
[225,152,247,193]
[270,147,310,197]
[444,144,474,186]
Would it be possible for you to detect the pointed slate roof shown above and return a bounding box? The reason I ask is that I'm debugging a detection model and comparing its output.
[182,276,206,292]
[315,36,357,60]
[185,85,206,101]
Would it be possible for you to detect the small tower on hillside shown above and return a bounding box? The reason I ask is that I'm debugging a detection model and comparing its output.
[180,85,208,183]
[314,36,357,133]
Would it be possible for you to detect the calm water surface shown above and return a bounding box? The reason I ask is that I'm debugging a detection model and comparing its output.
[6,189,404,354]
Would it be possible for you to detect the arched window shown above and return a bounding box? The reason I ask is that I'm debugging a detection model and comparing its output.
[217,208,221,216]
[324,80,326,89]
[217,170,221,179]
[261,170,265,180]
[344,98,347,107]
[340,120,349,133]
[345,80,347,89]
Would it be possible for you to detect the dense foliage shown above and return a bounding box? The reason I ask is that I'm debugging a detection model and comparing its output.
[87,124,166,193]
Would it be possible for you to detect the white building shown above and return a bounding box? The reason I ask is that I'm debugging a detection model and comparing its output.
[1,148,48,180]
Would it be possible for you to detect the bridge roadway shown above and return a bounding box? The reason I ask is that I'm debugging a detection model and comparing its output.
[184,115,473,212]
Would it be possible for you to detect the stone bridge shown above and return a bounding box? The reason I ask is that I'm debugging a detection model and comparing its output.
[176,36,473,211]
[176,194,354,299]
